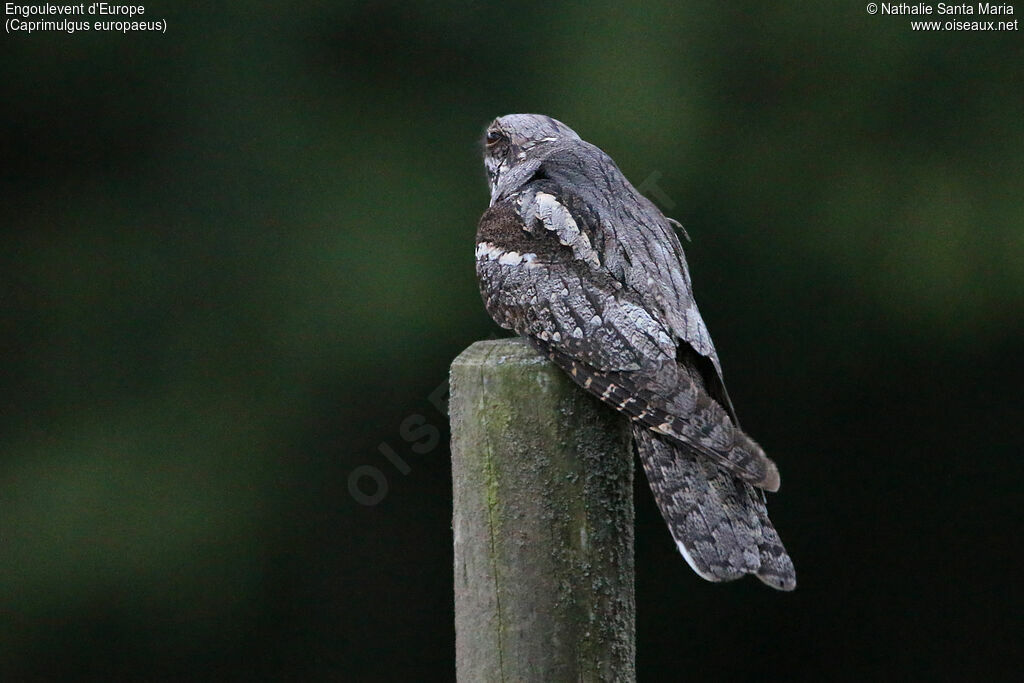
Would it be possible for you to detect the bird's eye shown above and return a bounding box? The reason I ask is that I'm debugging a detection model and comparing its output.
[486,130,503,146]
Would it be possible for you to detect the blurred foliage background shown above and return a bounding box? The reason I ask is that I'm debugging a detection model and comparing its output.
[2,1,1021,679]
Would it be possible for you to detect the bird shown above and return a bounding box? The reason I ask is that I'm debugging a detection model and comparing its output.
[474,113,796,590]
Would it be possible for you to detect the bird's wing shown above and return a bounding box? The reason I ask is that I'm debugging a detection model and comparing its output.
[476,199,677,374]
[476,199,779,491]
[534,145,738,420]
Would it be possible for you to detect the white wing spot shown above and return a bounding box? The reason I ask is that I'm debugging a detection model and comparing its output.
[676,540,720,582]
[497,250,522,265]
[527,192,600,268]
[475,241,495,260]
[478,242,542,268]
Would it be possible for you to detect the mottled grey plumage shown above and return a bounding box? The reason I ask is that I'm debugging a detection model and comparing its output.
[475,113,795,589]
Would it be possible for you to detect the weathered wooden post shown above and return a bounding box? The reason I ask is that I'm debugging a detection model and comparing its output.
[450,338,636,682]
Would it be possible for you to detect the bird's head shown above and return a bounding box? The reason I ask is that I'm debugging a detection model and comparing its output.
[483,114,580,203]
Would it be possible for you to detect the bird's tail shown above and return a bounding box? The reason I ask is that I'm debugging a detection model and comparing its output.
[633,424,796,590]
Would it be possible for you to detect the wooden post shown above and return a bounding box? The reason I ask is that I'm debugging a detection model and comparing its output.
[450,338,635,682]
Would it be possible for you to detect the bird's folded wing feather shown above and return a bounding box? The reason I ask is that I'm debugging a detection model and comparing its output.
[476,199,780,491]
[524,149,740,421]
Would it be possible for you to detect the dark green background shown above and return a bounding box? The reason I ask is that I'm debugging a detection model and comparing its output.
[2,1,1021,680]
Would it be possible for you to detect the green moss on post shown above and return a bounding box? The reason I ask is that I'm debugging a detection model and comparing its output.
[451,338,635,682]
